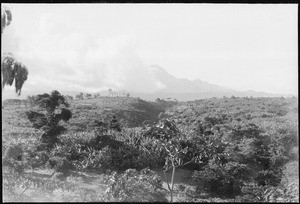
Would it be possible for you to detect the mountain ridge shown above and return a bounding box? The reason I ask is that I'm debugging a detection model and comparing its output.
[151,65,234,93]
[1,65,295,101]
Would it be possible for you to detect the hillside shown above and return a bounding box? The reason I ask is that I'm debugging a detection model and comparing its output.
[159,96,299,202]
[3,96,177,130]
[152,65,233,93]
[2,95,298,202]
[163,96,298,131]
[70,97,178,129]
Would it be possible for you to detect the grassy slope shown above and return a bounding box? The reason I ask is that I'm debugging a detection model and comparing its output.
[162,97,299,201]
[67,97,169,131]
[2,96,298,202]
[164,97,298,134]
[2,97,174,201]
[2,103,43,154]
[2,96,173,147]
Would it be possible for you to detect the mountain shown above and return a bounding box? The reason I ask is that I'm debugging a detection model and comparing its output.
[132,65,294,101]
[152,65,233,93]
[1,65,294,102]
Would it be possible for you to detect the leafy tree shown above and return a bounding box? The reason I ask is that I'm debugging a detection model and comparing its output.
[161,138,199,202]
[143,119,202,202]
[25,90,72,149]
[1,6,29,96]
[143,119,179,141]
[1,5,12,34]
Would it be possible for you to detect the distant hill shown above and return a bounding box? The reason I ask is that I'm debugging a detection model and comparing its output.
[64,97,176,129]
[2,95,177,128]
[132,65,294,101]
[1,65,294,102]
[130,90,294,102]
[152,65,233,93]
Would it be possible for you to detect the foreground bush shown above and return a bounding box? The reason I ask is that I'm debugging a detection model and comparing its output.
[102,168,167,202]
[193,162,250,198]
[25,90,72,149]
[3,160,77,202]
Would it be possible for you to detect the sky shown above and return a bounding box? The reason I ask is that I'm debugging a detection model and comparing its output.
[1,3,298,97]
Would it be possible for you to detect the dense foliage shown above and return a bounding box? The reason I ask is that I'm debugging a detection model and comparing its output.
[25,91,72,148]
[162,97,298,200]
[2,95,298,202]
[1,6,29,95]
[1,5,12,34]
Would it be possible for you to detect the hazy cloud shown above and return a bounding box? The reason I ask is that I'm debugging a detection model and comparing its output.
[1,4,297,96]
[2,11,163,93]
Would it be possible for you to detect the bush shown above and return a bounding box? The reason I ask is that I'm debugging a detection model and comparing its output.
[60,108,72,122]
[102,168,167,202]
[234,182,265,202]
[25,90,72,149]
[51,130,164,172]
[3,142,23,161]
[193,162,250,198]
[47,156,74,174]
[143,119,179,141]
[3,153,77,202]
[25,111,47,129]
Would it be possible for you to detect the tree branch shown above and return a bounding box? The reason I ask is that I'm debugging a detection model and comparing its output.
[177,159,194,168]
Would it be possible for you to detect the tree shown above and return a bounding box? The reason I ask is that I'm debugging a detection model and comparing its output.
[162,139,198,202]
[25,90,72,149]
[144,119,199,202]
[1,5,29,96]
[1,5,12,34]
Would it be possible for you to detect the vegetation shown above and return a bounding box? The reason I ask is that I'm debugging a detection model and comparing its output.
[1,4,298,202]
[25,90,72,149]
[2,95,298,202]
[1,6,29,96]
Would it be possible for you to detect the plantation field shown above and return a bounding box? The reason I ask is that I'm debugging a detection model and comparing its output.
[68,96,173,128]
[2,94,299,202]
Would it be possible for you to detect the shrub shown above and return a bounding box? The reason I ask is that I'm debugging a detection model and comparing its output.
[193,162,250,198]
[60,108,72,122]
[47,156,74,174]
[234,182,265,202]
[102,168,167,202]
[3,142,23,161]
[3,154,77,202]
[25,90,73,152]
[143,119,180,141]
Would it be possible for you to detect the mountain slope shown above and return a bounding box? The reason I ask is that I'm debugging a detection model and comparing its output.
[145,65,293,101]
[152,65,233,93]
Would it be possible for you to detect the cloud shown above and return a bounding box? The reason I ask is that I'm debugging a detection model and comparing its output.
[155,81,167,89]
[2,12,164,94]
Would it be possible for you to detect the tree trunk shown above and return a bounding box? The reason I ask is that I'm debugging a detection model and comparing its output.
[170,160,176,202]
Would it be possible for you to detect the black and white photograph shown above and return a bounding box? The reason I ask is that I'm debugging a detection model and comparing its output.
[2,3,298,202]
